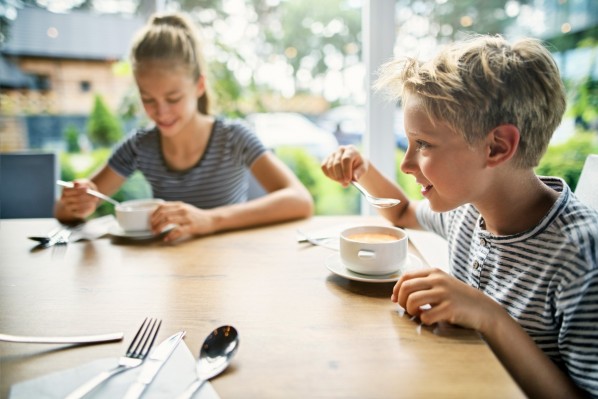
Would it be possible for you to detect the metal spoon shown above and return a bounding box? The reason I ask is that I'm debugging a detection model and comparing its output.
[56,180,121,207]
[177,325,240,399]
[351,181,401,208]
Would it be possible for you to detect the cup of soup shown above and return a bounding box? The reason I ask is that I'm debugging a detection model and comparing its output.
[340,225,408,275]
[115,199,164,232]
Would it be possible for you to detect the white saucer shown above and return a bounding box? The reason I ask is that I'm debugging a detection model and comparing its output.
[108,224,176,240]
[108,224,156,239]
[325,253,424,283]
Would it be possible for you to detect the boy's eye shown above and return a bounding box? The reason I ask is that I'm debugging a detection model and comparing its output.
[141,98,154,104]
[414,140,430,151]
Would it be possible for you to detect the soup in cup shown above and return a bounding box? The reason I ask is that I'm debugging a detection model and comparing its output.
[340,225,408,275]
[115,199,164,232]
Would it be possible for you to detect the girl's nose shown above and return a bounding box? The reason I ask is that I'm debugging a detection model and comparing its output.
[155,102,170,116]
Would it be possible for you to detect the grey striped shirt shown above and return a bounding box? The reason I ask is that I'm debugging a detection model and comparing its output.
[416,177,598,397]
[108,118,267,209]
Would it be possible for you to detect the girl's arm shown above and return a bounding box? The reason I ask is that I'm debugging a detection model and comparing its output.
[209,151,314,230]
[150,152,313,241]
[54,165,126,223]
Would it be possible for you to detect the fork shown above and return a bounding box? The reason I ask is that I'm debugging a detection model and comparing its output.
[65,318,161,399]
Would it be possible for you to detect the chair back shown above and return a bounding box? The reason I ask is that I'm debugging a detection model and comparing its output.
[574,154,598,211]
[0,152,58,218]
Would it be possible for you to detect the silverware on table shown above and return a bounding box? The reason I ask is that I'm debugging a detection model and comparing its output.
[122,330,186,399]
[30,223,84,249]
[296,229,338,251]
[176,325,239,399]
[65,317,161,399]
[27,226,63,243]
[0,332,123,344]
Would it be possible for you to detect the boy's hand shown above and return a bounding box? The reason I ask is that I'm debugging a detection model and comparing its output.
[321,145,369,186]
[391,268,498,333]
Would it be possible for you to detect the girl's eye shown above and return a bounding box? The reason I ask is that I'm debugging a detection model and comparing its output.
[141,98,154,105]
[167,97,182,104]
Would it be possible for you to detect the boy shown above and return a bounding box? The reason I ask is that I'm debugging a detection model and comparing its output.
[321,35,598,398]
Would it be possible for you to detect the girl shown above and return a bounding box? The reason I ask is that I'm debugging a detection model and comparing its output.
[55,12,313,242]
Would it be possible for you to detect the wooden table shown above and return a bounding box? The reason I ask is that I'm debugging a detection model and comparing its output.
[0,216,524,398]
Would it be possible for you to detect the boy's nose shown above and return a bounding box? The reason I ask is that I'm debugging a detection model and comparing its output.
[400,147,416,175]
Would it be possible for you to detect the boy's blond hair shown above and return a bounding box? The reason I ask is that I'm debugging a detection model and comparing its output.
[130,13,212,115]
[376,35,566,168]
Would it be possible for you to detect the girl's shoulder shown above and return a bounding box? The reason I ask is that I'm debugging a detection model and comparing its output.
[213,117,255,137]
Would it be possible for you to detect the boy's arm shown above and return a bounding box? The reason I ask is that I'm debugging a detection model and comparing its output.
[482,303,589,398]
[320,145,422,229]
[358,162,422,230]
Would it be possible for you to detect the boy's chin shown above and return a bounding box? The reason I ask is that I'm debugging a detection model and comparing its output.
[428,200,460,213]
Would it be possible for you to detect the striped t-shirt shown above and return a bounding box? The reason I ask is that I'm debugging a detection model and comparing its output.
[108,118,267,209]
[416,176,598,397]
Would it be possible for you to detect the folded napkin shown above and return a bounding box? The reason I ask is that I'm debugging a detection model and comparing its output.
[405,229,449,272]
[9,341,219,399]
[296,222,359,251]
[70,215,116,242]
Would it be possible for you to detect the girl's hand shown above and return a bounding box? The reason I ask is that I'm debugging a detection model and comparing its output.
[58,179,100,219]
[391,268,498,333]
[150,201,214,242]
[321,145,369,186]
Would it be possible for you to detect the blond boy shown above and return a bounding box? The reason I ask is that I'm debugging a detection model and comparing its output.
[322,35,598,398]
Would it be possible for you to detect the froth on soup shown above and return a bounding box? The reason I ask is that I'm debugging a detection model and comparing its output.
[347,233,399,243]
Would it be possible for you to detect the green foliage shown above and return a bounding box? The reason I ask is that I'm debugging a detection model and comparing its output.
[276,147,360,214]
[63,124,81,153]
[87,94,124,148]
[536,132,598,191]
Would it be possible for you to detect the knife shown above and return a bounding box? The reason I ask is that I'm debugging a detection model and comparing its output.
[122,330,186,399]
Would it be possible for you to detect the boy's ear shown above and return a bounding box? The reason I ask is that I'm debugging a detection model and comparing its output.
[486,124,520,167]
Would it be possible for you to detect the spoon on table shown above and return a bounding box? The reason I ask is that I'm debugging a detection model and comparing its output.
[56,180,121,207]
[351,181,401,208]
[177,325,240,399]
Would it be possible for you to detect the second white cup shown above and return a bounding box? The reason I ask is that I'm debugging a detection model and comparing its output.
[115,199,164,232]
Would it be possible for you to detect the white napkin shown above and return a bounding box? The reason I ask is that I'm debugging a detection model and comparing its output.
[296,222,359,251]
[70,215,116,241]
[405,229,449,272]
[9,341,219,399]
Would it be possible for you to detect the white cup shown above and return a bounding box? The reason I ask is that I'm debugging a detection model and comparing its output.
[115,199,164,232]
[340,225,408,275]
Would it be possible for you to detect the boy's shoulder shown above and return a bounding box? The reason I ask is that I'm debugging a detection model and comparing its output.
[545,176,598,235]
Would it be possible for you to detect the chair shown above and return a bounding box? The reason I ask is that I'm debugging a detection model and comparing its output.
[0,152,58,218]
[574,154,598,211]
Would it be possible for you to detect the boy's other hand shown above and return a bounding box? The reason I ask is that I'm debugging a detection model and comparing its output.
[391,268,498,333]
[321,145,369,186]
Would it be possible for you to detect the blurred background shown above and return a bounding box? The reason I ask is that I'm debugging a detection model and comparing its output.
[1,0,597,216]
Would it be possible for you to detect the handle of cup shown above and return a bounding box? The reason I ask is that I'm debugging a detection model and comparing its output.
[357,250,375,259]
